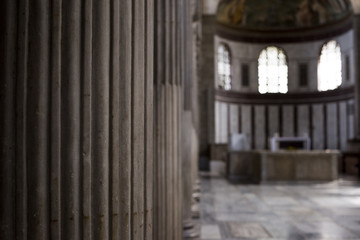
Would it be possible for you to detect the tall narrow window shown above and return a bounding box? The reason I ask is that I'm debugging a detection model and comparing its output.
[217,44,231,90]
[241,64,249,87]
[318,40,342,91]
[258,46,288,94]
[299,63,308,87]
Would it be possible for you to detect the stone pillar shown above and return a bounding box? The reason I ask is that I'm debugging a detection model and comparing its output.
[182,0,201,239]
[81,1,93,238]
[182,0,193,229]
[0,1,17,239]
[0,1,157,239]
[153,2,167,238]
[350,0,360,139]
[61,0,82,238]
[27,1,51,238]
[353,14,360,139]
[152,0,186,240]
[200,12,217,158]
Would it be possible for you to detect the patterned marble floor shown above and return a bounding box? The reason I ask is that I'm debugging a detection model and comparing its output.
[198,175,360,240]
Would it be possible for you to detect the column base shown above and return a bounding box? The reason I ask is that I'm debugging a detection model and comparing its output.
[183,225,200,239]
[183,219,195,230]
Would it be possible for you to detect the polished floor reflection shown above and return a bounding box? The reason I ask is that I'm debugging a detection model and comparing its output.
[199,175,360,240]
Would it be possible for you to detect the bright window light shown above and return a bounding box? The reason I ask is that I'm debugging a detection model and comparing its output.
[217,44,232,90]
[258,46,288,94]
[318,40,342,91]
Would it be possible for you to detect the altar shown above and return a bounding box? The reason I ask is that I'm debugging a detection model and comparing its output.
[227,150,339,183]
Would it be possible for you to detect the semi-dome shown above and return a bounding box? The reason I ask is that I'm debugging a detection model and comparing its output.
[216,0,353,31]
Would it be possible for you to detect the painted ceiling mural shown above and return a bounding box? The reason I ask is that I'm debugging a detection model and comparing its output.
[216,0,353,30]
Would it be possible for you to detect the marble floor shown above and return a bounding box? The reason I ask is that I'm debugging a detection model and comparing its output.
[198,175,360,240]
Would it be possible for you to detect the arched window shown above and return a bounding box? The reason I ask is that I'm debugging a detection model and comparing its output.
[217,44,231,90]
[318,40,342,91]
[258,46,288,94]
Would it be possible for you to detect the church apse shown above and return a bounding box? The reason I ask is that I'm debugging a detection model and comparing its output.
[216,0,353,31]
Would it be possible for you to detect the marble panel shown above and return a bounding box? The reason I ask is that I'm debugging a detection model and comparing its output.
[255,105,266,149]
[227,222,271,238]
[261,219,302,238]
[229,104,239,135]
[297,105,310,137]
[348,100,355,140]
[312,104,325,149]
[309,196,355,207]
[293,221,359,239]
[282,105,295,137]
[201,224,221,239]
[198,176,360,240]
[339,101,348,150]
[268,105,280,138]
[261,196,299,206]
[326,103,338,149]
[215,101,229,143]
[241,105,252,147]
[215,101,221,143]
[216,212,278,222]
[220,103,229,143]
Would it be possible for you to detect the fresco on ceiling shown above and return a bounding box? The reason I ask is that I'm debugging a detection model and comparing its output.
[216,0,353,30]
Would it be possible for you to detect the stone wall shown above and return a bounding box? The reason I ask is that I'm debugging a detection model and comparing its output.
[214,30,355,93]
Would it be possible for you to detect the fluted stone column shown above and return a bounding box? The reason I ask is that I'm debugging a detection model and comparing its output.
[0,1,160,239]
[81,1,93,238]
[153,0,165,230]
[182,1,201,238]
[1,1,17,239]
[153,1,187,240]
[350,1,360,138]
[117,1,133,239]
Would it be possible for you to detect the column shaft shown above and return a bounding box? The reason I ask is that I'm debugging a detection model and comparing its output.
[61,0,81,238]
[81,0,93,238]
[118,1,132,239]
[15,0,29,239]
[145,0,154,239]
[0,0,186,239]
[0,1,17,239]
[27,1,51,239]
[131,0,145,239]
[354,15,360,138]
[91,0,110,238]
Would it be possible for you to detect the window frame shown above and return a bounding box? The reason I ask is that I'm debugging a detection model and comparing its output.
[258,46,289,94]
[317,40,342,92]
[217,43,232,90]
